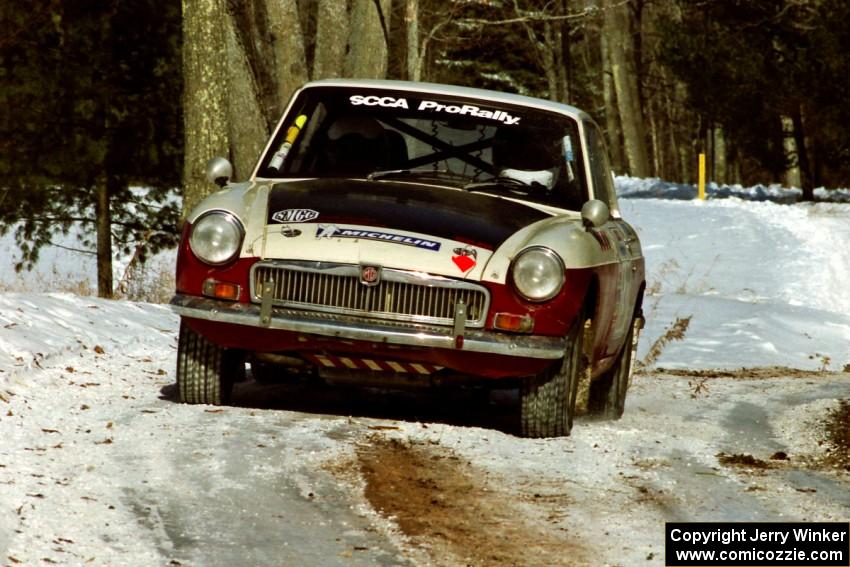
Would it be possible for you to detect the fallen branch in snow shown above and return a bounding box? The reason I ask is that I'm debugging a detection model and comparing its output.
[636,315,692,372]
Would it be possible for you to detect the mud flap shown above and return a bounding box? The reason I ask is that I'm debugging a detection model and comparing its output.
[574,318,595,415]
[626,314,645,380]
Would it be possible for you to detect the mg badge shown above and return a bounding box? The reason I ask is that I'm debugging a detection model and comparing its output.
[360,265,381,286]
[272,208,319,223]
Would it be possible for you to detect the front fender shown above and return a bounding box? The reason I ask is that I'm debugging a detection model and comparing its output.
[482,214,619,285]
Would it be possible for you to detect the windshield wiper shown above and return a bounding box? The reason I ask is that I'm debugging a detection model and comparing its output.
[367,169,474,183]
[463,175,534,193]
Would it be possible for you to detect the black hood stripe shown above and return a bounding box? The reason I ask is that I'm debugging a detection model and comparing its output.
[267,179,549,250]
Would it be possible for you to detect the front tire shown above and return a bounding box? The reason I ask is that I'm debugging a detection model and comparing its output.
[588,317,640,419]
[520,308,587,438]
[176,320,237,405]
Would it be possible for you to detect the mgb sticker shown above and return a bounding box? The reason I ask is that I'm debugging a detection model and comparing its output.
[271,209,319,223]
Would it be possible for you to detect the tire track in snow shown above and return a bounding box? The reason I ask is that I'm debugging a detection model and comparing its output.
[0,337,411,566]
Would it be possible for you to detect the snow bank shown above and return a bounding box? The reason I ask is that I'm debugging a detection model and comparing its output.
[616,175,850,203]
[0,294,175,379]
[619,193,850,370]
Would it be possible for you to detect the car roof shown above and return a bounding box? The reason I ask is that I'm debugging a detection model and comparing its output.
[301,79,591,123]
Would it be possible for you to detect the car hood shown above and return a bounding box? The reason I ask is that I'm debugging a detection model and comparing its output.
[266,179,550,247]
[256,179,553,281]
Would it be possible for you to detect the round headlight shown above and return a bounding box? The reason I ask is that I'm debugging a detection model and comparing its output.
[189,211,244,265]
[511,247,565,301]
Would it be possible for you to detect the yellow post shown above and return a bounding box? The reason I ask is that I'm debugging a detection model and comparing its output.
[698,153,706,200]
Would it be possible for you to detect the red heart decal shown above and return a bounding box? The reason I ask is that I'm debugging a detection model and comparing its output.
[452,254,476,272]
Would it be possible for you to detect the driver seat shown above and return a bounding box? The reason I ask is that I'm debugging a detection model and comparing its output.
[320,115,407,176]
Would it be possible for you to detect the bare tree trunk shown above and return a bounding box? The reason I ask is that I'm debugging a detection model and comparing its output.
[792,106,814,201]
[415,10,452,83]
[674,80,691,183]
[559,0,571,103]
[226,0,277,128]
[183,0,230,217]
[406,0,419,80]
[661,73,681,181]
[652,72,675,181]
[542,22,559,101]
[600,29,624,173]
[603,0,650,178]
[95,176,113,298]
[313,0,349,79]
[781,114,801,189]
[226,10,269,181]
[705,123,714,184]
[345,0,391,78]
[266,0,309,106]
[645,0,675,181]
[800,105,820,188]
[513,0,560,102]
[679,145,692,185]
[95,11,115,298]
[713,125,727,185]
[728,143,742,186]
[647,95,660,178]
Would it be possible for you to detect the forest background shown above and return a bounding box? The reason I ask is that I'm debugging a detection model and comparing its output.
[2,0,849,297]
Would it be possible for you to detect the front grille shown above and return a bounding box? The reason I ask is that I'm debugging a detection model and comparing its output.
[250,261,489,328]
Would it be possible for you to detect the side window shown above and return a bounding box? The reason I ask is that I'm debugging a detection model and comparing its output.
[584,120,616,207]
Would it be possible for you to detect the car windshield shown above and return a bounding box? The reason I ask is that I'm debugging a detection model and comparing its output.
[256,86,588,210]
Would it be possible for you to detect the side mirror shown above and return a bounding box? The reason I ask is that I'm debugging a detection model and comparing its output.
[581,199,610,229]
[205,157,233,187]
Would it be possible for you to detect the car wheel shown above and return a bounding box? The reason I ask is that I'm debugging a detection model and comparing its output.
[176,320,236,405]
[520,306,588,438]
[588,317,639,419]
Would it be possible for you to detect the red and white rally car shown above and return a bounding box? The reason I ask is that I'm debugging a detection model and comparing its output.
[172,79,645,437]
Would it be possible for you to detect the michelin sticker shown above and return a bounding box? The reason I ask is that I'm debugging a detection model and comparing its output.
[349,95,521,125]
[272,208,319,223]
[316,224,441,251]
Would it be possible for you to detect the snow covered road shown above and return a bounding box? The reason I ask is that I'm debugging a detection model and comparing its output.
[0,321,846,565]
[0,322,412,566]
[1,188,849,565]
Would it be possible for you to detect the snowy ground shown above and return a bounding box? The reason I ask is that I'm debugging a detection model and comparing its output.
[0,179,848,566]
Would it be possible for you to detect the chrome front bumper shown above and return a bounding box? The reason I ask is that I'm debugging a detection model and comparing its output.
[170,294,565,360]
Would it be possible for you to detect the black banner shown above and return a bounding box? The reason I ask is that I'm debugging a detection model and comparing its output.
[666,522,849,566]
